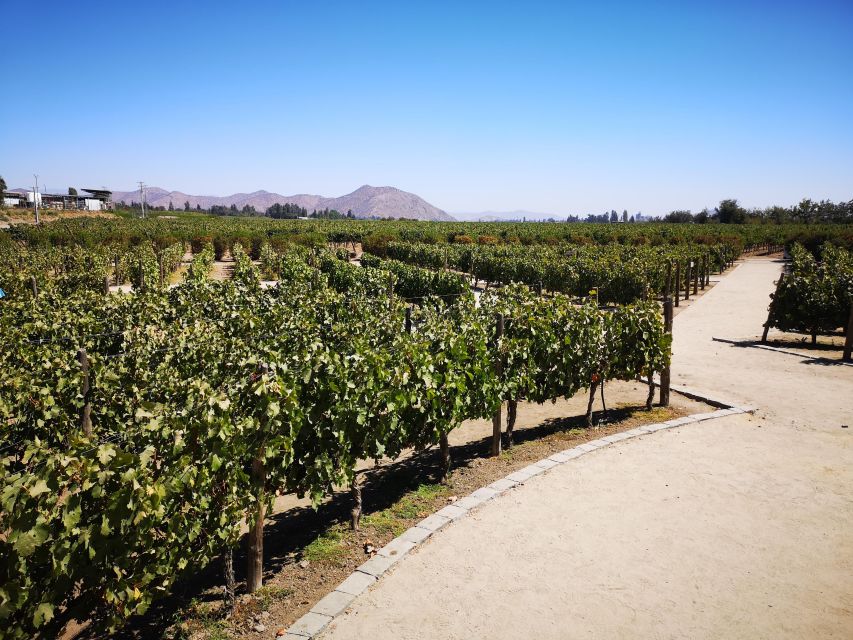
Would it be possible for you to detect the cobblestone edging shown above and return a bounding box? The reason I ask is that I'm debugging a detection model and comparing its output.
[281,403,756,639]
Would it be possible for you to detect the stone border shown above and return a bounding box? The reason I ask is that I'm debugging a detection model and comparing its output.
[281,403,755,639]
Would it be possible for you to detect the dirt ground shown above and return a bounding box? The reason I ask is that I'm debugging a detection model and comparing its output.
[320,257,853,640]
[0,209,117,228]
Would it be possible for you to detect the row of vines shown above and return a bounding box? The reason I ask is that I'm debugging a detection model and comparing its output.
[1,239,671,638]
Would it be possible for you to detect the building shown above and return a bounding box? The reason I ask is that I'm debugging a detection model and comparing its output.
[22,188,113,211]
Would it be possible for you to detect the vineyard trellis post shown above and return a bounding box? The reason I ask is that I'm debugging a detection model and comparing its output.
[31,275,38,299]
[674,262,681,307]
[247,363,270,593]
[78,348,92,436]
[685,261,692,300]
[491,313,504,457]
[103,276,110,296]
[663,261,671,301]
[761,273,785,343]
[158,253,165,289]
[660,298,673,407]
[114,255,119,285]
[405,306,412,333]
[693,259,699,295]
[138,260,144,292]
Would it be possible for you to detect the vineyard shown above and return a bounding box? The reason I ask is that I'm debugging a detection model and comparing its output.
[1,217,851,638]
[762,243,853,353]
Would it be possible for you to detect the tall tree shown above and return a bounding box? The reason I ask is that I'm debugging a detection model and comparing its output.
[184,201,191,211]
[68,187,77,196]
[716,199,746,224]
[622,209,628,222]
[0,175,6,199]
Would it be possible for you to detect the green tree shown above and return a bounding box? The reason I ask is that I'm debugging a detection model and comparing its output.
[622,209,628,222]
[716,199,746,224]
[0,175,7,198]
[168,200,175,212]
[664,210,694,223]
[184,201,191,211]
[68,187,78,196]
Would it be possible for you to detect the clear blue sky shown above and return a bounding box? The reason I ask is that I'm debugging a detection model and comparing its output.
[2,0,851,216]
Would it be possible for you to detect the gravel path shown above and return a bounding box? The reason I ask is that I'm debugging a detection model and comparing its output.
[321,258,853,640]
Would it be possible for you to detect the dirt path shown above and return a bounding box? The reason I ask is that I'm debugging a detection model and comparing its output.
[321,258,853,640]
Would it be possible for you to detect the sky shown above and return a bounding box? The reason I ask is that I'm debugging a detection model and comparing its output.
[1,0,852,216]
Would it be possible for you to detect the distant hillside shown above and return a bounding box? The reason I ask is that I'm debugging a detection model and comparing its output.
[452,210,560,222]
[109,185,454,221]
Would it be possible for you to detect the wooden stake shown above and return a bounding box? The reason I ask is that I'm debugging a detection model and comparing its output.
[660,297,673,407]
[491,314,504,457]
[674,262,681,307]
[405,306,412,333]
[685,261,692,300]
[693,259,699,295]
[246,455,265,593]
[30,276,38,299]
[843,304,853,362]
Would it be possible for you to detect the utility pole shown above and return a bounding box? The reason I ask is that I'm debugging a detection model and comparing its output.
[138,181,146,219]
[33,174,40,224]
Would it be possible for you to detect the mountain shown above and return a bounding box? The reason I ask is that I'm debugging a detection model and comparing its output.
[109,185,454,221]
[452,210,560,222]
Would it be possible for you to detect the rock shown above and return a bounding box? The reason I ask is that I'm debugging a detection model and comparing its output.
[261,611,270,619]
[254,623,267,633]
[299,560,309,569]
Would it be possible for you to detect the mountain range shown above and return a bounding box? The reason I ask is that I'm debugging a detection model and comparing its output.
[108,184,454,221]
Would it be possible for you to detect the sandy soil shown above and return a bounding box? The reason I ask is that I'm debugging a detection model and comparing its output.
[321,257,853,640]
[0,209,117,228]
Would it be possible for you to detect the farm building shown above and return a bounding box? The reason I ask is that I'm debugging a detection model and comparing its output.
[23,188,113,211]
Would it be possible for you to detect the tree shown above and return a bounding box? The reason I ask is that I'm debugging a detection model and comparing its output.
[0,175,6,198]
[629,215,635,223]
[609,210,619,223]
[716,199,746,224]
[168,200,175,211]
[184,201,191,211]
[664,210,694,223]
[622,209,628,223]
[694,208,710,224]
[68,187,78,196]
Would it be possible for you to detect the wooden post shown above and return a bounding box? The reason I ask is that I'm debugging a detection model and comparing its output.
[247,363,269,593]
[246,455,265,593]
[685,261,692,300]
[77,348,92,437]
[761,273,785,343]
[700,255,707,290]
[693,259,699,295]
[138,261,144,292]
[705,254,710,286]
[405,306,412,333]
[114,255,119,285]
[30,276,38,299]
[674,262,681,307]
[491,314,504,457]
[843,304,853,362]
[388,273,394,308]
[103,276,110,296]
[660,298,673,406]
[663,261,671,300]
[158,253,165,289]
[536,281,543,296]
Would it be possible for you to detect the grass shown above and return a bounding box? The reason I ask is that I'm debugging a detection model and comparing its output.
[363,483,450,536]
[304,527,348,565]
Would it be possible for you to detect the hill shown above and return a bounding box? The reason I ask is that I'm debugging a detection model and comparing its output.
[109,185,454,221]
